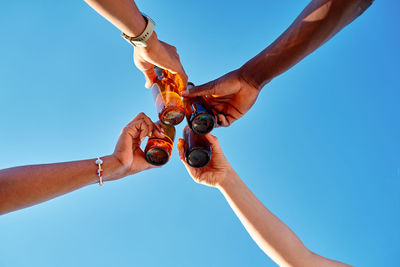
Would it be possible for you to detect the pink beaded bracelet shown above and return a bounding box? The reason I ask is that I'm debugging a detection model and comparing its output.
[96,157,104,186]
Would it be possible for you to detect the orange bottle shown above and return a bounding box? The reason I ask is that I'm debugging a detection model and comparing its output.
[151,66,185,126]
[144,122,175,166]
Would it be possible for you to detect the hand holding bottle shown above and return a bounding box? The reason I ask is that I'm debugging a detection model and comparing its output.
[182,70,260,127]
[177,134,233,187]
[134,34,188,88]
[0,112,165,215]
[112,112,165,179]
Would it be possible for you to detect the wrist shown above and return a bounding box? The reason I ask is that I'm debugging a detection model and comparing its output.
[216,168,239,191]
[237,60,272,91]
[137,31,159,50]
[101,154,126,182]
[236,66,263,91]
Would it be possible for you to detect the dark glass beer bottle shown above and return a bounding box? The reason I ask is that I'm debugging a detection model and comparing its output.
[151,66,185,126]
[184,82,216,135]
[183,126,211,168]
[145,122,176,166]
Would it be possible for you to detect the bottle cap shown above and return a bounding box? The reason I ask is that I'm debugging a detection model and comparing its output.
[187,82,195,89]
[153,66,164,79]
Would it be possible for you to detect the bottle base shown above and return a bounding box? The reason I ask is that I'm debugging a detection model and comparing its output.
[191,113,216,135]
[160,107,185,126]
[145,147,170,166]
[185,148,211,168]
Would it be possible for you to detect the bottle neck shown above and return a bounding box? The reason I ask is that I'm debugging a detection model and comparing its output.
[154,66,164,80]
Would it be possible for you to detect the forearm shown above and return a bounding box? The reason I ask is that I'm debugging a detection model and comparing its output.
[0,155,121,215]
[84,0,146,37]
[217,171,350,267]
[239,0,374,90]
[217,171,311,266]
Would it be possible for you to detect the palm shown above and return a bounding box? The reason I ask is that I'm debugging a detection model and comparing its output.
[188,159,228,187]
[179,138,232,188]
[209,88,258,126]
[129,145,154,175]
[112,113,163,179]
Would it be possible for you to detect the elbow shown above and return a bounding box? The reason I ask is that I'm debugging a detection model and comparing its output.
[354,0,374,19]
[351,0,374,14]
[333,0,374,23]
[360,0,374,11]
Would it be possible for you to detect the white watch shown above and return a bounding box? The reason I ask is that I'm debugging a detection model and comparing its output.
[121,14,155,47]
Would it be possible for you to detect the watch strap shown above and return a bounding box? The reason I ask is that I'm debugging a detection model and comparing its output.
[122,15,155,47]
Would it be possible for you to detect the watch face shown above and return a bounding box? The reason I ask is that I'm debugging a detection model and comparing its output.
[132,41,147,47]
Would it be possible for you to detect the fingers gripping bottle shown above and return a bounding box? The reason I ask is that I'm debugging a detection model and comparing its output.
[151,66,185,126]
[145,122,176,166]
[183,126,211,168]
[184,82,216,135]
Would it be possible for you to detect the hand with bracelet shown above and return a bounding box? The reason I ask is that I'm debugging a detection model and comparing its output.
[0,113,164,215]
[182,0,374,126]
[85,0,188,88]
[177,135,351,267]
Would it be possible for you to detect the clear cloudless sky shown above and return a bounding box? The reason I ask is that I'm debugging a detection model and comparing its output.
[0,0,399,266]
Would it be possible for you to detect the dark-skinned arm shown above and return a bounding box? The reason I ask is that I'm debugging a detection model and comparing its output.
[240,0,374,89]
[183,0,374,126]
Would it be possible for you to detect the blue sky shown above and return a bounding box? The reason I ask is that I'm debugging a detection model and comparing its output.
[0,0,399,266]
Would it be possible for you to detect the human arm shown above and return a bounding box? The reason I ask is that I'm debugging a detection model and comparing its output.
[0,113,163,215]
[84,0,187,88]
[183,0,374,126]
[177,135,351,267]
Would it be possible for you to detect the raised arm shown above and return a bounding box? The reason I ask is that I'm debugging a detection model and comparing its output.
[183,0,374,126]
[177,135,350,266]
[218,172,350,267]
[239,0,374,89]
[84,0,187,88]
[0,113,163,215]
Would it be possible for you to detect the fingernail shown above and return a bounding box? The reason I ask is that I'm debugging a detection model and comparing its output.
[181,90,188,96]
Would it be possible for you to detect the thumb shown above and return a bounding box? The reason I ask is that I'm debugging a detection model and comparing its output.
[182,80,217,97]
[177,139,187,163]
[204,134,223,154]
[142,68,157,88]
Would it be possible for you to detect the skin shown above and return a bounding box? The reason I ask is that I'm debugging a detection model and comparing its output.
[177,135,352,267]
[0,113,164,215]
[84,0,188,88]
[182,0,374,126]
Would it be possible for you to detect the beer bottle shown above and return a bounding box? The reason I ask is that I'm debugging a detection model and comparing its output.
[151,66,185,126]
[145,122,176,166]
[184,82,216,135]
[183,126,211,168]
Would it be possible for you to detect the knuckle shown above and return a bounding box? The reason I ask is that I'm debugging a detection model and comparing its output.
[122,126,132,135]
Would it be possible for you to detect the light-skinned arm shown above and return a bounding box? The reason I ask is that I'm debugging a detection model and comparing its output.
[183,0,374,126]
[0,113,163,215]
[177,135,351,267]
[84,0,187,88]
